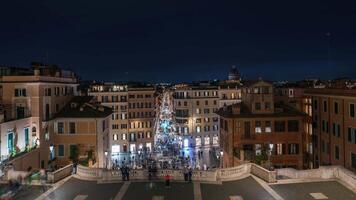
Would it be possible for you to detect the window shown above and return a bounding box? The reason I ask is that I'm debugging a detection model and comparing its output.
[276,143,283,155]
[255,121,262,133]
[288,120,299,132]
[352,153,356,169]
[204,118,210,123]
[113,134,118,141]
[333,123,341,137]
[196,118,201,123]
[288,144,299,155]
[205,100,208,105]
[265,121,272,133]
[58,122,64,134]
[14,88,27,97]
[58,145,64,157]
[350,104,355,118]
[335,146,340,160]
[204,109,209,114]
[196,108,201,114]
[348,127,356,144]
[196,126,201,133]
[146,132,151,138]
[275,121,286,132]
[314,99,318,110]
[204,125,210,132]
[213,125,218,131]
[334,102,339,114]
[255,102,261,110]
[265,102,271,110]
[323,100,327,112]
[69,122,76,134]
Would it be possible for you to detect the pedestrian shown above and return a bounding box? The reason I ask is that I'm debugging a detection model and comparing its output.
[27,166,32,187]
[72,161,78,174]
[165,174,171,188]
[40,168,46,193]
[183,167,188,182]
[125,166,130,181]
[188,167,192,182]
[120,166,125,181]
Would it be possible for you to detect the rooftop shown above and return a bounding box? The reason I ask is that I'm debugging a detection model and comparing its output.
[216,102,307,118]
[55,96,112,118]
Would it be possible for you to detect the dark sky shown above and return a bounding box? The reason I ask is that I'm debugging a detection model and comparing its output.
[1,0,356,82]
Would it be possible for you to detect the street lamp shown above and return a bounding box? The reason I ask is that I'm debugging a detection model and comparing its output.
[220,150,224,168]
[268,143,274,170]
[104,151,108,169]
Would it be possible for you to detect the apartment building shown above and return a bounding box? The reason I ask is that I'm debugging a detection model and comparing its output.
[88,83,128,156]
[52,96,112,168]
[218,81,242,108]
[173,83,220,148]
[89,83,156,156]
[127,85,156,153]
[0,64,78,170]
[217,80,310,169]
[305,88,356,173]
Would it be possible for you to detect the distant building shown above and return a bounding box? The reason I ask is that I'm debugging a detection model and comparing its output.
[88,82,156,159]
[52,96,112,168]
[217,79,311,169]
[228,65,241,81]
[173,83,220,148]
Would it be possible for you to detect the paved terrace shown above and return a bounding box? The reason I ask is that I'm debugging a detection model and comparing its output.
[5,164,356,200]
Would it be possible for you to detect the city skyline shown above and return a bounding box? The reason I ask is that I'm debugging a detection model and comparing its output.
[1,1,356,82]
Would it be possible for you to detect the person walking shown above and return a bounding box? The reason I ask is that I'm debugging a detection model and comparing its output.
[183,167,188,182]
[72,161,78,174]
[120,166,125,181]
[125,166,130,181]
[40,168,46,193]
[165,174,171,188]
[188,167,192,183]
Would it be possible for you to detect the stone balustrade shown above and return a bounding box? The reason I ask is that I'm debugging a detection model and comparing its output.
[276,165,356,191]
[219,163,251,181]
[47,164,73,183]
[250,163,277,183]
[77,165,100,180]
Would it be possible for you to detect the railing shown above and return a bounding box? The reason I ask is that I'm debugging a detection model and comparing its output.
[250,163,277,183]
[77,165,101,180]
[47,164,73,183]
[276,165,356,190]
[75,163,273,183]
[219,164,251,180]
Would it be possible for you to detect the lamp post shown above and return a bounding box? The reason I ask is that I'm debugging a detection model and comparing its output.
[220,150,224,168]
[104,151,108,169]
[268,143,274,170]
[49,144,54,160]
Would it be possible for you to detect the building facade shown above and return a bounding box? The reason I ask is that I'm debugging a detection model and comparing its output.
[0,64,78,170]
[89,83,156,157]
[52,96,112,168]
[217,80,310,169]
[305,88,356,173]
[173,83,220,148]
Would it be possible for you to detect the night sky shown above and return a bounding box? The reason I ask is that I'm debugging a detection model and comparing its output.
[1,0,356,82]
